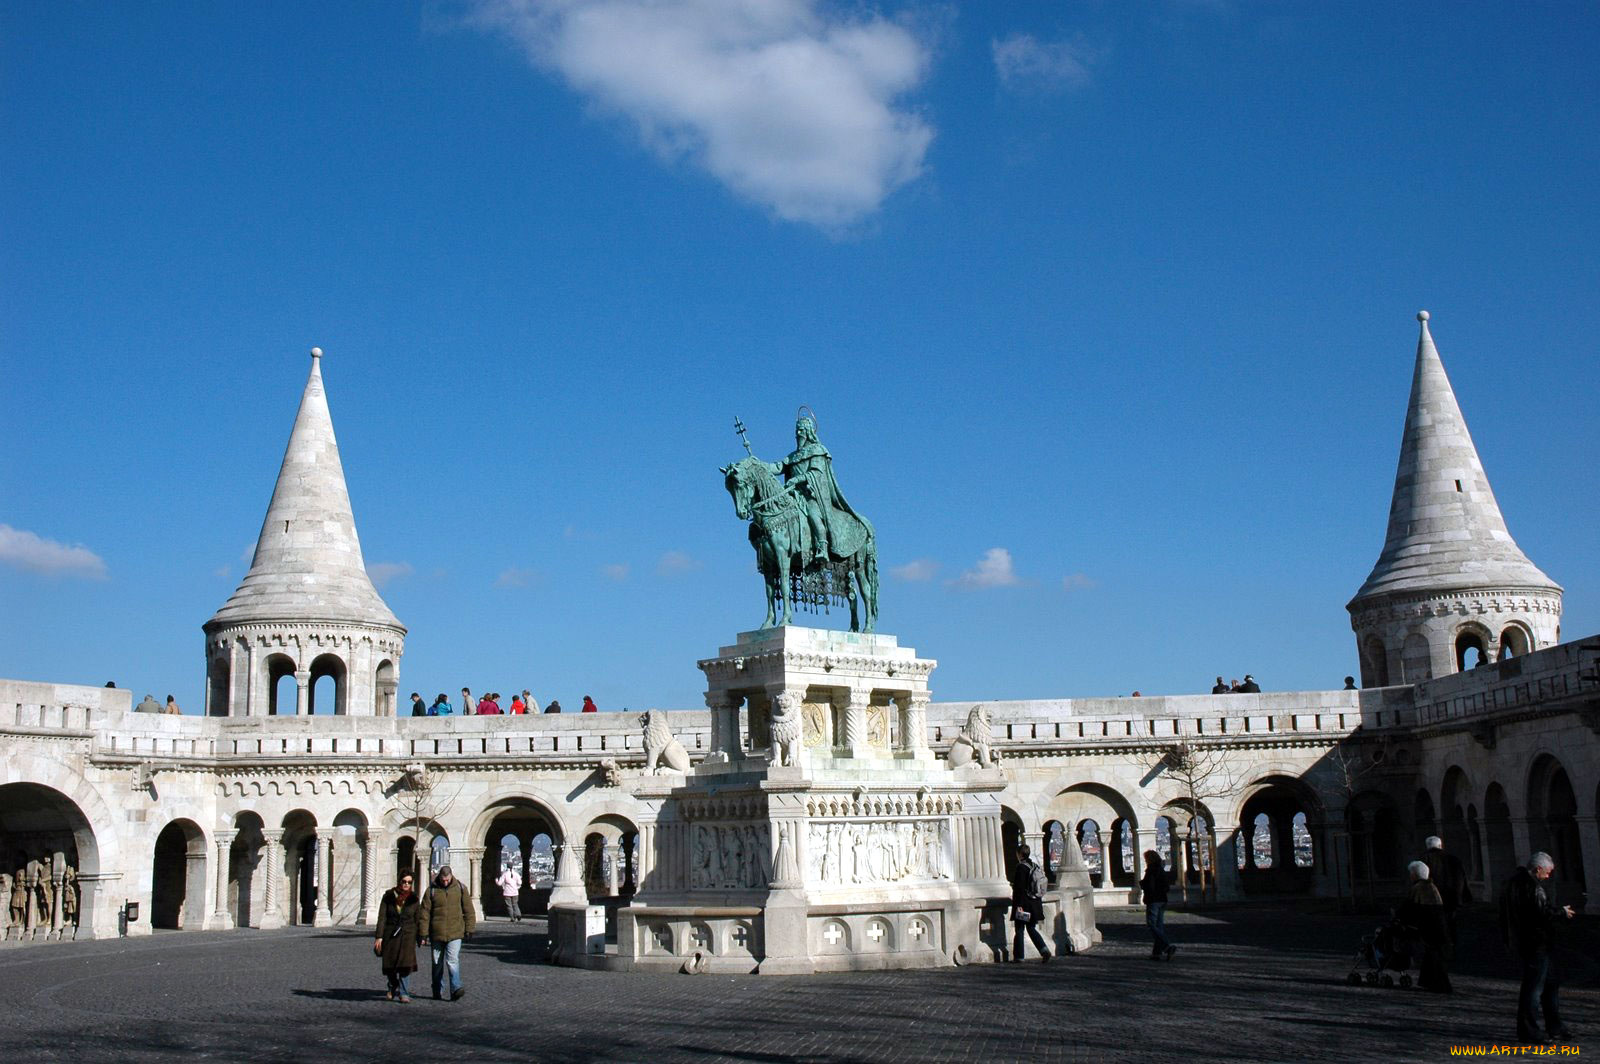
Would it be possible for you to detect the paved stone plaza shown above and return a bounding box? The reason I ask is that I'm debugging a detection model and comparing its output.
[1,904,1593,1062]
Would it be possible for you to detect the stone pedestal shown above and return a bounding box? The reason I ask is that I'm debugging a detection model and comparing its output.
[579,627,1072,975]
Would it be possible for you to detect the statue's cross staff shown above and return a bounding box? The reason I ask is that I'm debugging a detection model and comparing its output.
[733,416,753,456]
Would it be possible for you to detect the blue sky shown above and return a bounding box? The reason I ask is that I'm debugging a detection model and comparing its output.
[3,1,1597,712]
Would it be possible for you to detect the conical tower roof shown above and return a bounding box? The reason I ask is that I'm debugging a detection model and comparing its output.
[206,349,403,632]
[1350,312,1559,606]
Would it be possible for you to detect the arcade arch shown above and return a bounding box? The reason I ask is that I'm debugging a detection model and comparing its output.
[228,811,265,927]
[309,653,345,715]
[1527,754,1584,893]
[0,782,99,940]
[151,818,207,930]
[1484,782,1517,896]
[1238,775,1320,893]
[472,797,565,917]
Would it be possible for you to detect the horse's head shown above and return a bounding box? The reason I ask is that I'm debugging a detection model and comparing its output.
[723,457,756,519]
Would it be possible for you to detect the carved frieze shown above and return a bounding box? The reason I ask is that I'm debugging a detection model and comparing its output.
[807,819,951,886]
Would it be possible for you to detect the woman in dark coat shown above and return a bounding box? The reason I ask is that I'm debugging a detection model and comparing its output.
[374,872,420,1002]
[1397,860,1452,993]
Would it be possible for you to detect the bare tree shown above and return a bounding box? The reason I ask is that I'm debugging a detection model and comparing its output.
[1323,737,1385,908]
[1155,741,1243,904]
[388,763,459,883]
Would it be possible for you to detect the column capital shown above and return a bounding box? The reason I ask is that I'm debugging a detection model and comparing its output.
[314,826,337,842]
[705,692,743,711]
[261,829,285,845]
[832,688,872,710]
[214,829,238,845]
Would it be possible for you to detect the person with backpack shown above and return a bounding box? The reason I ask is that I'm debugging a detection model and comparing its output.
[1140,850,1177,960]
[418,865,476,1001]
[1009,844,1052,963]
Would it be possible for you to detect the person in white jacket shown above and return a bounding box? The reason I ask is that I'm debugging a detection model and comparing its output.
[496,863,523,922]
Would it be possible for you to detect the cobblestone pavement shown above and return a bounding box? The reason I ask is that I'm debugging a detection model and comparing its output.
[0,903,1594,1063]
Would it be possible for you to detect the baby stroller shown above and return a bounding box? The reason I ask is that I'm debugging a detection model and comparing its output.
[1347,918,1423,988]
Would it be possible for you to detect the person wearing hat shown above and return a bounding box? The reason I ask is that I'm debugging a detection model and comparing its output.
[1238,675,1261,693]
[418,864,475,1000]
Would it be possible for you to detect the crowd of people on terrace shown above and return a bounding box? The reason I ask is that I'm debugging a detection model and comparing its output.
[407,689,601,717]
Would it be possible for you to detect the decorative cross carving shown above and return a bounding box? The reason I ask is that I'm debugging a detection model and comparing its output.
[823,923,844,946]
[907,919,926,940]
[692,926,711,949]
[731,924,750,949]
[866,922,885,943]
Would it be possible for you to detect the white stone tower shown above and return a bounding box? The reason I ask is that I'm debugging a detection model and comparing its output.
[1347,313,1560,686]
[203,349,406,716]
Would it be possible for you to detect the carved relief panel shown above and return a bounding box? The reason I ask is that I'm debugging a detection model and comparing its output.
[806,819,952,887]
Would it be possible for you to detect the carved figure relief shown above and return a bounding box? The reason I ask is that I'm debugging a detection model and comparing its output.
[689,824,771,890]
[865,706,890,750]
[807,820,951,886]
[802,701,830,749]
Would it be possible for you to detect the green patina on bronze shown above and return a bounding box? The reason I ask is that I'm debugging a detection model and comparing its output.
[723,412,879,632]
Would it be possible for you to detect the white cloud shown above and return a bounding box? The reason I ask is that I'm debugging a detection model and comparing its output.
[213,565,232,579]
[601,562,630,582]
[992,33,1095,93]
[1062,571,1096,591]
[475,0,936,229]
[368,561,414,588]
[657,550,704,576]
[0,524,107,579]
[890,558,939,582]
[496,566,540,588]
[949,547,1021,590]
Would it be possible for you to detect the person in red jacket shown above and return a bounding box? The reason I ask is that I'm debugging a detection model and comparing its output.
[477,692,502,715]
[581,695,598,713]
[509,693,526,714]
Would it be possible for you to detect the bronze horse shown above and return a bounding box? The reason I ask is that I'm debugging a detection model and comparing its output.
[722,456,878,632]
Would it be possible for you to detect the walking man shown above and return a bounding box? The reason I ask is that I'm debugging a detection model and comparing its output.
[418,865,475,1001]
[1008,844,1051,963]
[1501,852,1574,1044]
[1422,835,1471,940]
[1140,850,1177,960]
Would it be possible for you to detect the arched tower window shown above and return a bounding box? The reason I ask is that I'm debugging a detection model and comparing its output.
[1361,635,1390,687]
[1455,631,1487,671]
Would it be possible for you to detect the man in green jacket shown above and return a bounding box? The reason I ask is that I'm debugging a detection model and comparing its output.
[418,865,475,1000]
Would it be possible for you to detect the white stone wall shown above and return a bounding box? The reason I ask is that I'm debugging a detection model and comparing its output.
[4,637,1598,939]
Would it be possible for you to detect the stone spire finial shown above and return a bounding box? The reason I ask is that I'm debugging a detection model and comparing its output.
[206,352,402,630]
[1350,313,1557,604]
[1347,314,1559,686]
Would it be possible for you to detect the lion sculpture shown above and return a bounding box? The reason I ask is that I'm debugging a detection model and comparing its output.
[641,710,691,774]
[770,693,802,767]
[945,705,998,769]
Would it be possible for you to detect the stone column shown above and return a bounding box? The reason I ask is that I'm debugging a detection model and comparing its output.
[835,689,870,759]
[1510,817,1534,868]
[704,693,743,763]
[208,830,237,930]
[48,863,65,940]
[244,641,259,716]
[72,871,121,940]
[458,847,487,921]
[258,830,285,929]
[357,832,380,925]
[313,829,334,927]
[603,840,621,896]
[1575,816,1600,904]
[295,671,311,716]
[895,694,932,760]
